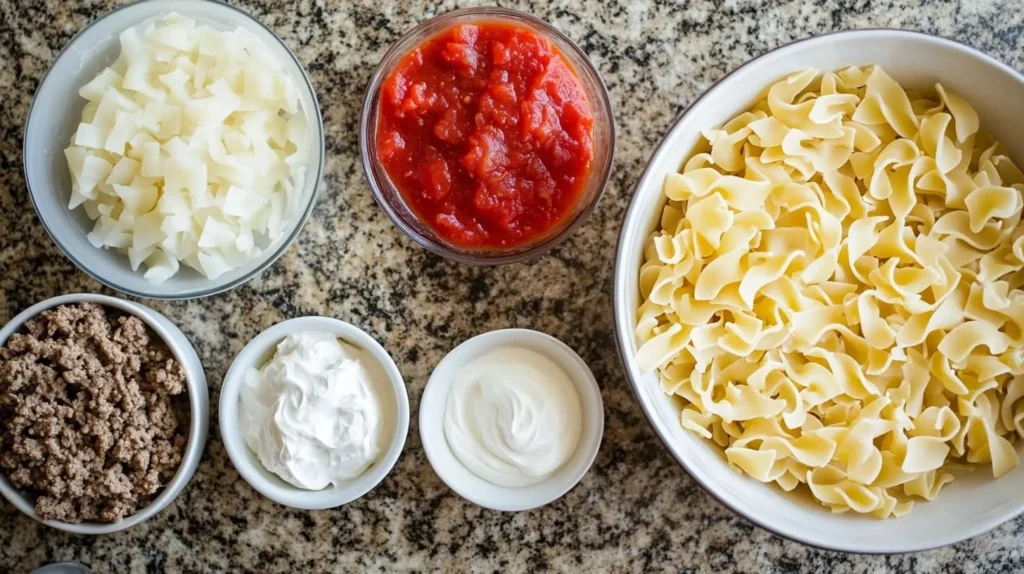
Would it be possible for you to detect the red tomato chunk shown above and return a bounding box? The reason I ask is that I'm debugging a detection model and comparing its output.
[377,22,595,249]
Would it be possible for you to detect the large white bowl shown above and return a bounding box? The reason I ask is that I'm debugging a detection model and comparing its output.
[23,0,324,300]
[613,30,1024,554]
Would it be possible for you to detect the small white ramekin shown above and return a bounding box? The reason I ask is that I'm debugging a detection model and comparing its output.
[420,329,604,511]
[0,293,209,534]
[219,316,409,509]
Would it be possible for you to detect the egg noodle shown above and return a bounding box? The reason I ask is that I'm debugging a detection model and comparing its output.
[635,66,1024,518]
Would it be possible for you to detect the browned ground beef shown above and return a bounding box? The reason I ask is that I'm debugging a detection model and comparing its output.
[0,303,189,523]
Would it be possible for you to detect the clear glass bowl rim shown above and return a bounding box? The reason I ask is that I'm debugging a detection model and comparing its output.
[358,6,616,266]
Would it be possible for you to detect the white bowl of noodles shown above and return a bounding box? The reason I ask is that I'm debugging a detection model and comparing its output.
[613,29,1024,553]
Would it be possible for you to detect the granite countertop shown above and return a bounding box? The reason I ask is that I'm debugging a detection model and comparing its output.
[2,0,1024,572]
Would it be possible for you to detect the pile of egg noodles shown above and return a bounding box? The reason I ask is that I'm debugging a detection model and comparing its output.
[636,66,1024,518]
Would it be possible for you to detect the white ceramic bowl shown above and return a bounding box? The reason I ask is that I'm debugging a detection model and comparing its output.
[420,329,604,511]
[219,317,409,509]
[0,294,209,534]
[23,0,325,300]
[613,30,1024,554]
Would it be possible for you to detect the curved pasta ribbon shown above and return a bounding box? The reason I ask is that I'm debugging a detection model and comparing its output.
[637,66,1024,519]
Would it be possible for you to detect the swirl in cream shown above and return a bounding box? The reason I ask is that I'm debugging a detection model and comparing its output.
[443,347,582,487]
[240,331,387,490]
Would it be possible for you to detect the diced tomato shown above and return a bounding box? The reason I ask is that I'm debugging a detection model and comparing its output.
[419,157,452,201]
[433,108,469,144]
[376,21,594,248]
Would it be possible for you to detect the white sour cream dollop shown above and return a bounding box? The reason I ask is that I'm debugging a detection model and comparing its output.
[240,331,388,490]
[443,347,583,487]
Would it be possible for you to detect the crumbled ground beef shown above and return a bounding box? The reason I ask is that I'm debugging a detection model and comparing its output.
[0,303,189,523]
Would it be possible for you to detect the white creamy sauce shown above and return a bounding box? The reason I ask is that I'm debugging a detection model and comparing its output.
[443,347,582,487]
[240,331,387,490]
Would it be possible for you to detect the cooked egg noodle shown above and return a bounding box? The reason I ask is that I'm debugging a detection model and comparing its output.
[636,65,1024,518]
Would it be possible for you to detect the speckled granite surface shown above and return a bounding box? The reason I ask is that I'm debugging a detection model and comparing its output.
[1,0,1023,572]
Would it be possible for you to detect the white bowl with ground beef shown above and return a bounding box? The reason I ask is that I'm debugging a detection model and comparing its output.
[0,294,208,534]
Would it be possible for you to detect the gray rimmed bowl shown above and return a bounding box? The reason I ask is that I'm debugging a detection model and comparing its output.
[360,6,615,265]
[0,293,209,534]
[23,0,325,300]
[612,30,1024,553]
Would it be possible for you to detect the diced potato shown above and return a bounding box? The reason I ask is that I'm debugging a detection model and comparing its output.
[74,123,106,149]
[198,217,236,249]
[141,141,163,177]
[159,68,191,102]
[65,147,88,183]
[161,212,194,236]
[106,157,141,186]
[76,155,114,196]
[104,110,143,155]
[132,212,165,250]
[223,129,251,154]
[65,13,310,282]
[69,189,90,210]
[123,62,166,100]
[79,68,125,102]
[149,13,196,52]
[113,177,158,214]
[128,245,156,271]
[198,250,232,280]
[223,186,268,219]
[143,249,180,283]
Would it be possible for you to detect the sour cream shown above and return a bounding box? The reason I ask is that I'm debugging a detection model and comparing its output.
[240,331,388,490]
[443,347,583,487]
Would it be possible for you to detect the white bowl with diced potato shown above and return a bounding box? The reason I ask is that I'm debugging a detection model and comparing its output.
[23,0,324,299]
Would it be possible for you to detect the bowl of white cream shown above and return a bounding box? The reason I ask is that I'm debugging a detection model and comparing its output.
[219,317,409,509]
[420,329,604,511]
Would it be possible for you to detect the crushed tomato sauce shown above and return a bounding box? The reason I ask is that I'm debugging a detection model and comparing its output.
[376,22,595,249]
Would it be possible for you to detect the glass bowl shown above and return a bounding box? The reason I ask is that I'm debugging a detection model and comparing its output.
[359,7,615,265]
[22,0,325,300]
